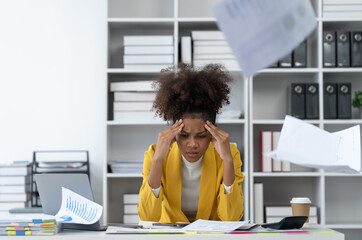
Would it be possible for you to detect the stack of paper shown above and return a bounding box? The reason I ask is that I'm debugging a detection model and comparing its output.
[0,218,57,236]
[0,162,31,213]
[323,0,362,18]
[109,160,143,174]
[123,194,140,224]
[110,81,163,123]
[123,35,174,70]
[191,31,239,69]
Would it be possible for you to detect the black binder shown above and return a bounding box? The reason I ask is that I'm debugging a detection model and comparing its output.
[323,31,336,67]
[293,40,307,68]
[337,83,352,119]
[351,32,362,67]
[291,83,305,119]
[337,31,350,67]
[279,53,293,68]
[306,83,319,119]
[324,83,337,119]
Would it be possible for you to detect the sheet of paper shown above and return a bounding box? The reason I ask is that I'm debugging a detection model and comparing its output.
[54,187,103,224]
[182,219,247,233]
[212,0,317,77]
[106,225,185,234]
[268,115,361,173]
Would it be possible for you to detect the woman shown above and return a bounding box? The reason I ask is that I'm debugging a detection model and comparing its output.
[137,64,244,223]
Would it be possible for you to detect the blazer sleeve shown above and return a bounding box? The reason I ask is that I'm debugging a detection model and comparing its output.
[137,144,166,221]
[216,144,244,221]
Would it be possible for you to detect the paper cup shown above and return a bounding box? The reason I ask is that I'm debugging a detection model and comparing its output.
[290,197,311,223]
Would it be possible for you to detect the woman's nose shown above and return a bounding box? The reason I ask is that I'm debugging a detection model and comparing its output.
[187,137,198,147]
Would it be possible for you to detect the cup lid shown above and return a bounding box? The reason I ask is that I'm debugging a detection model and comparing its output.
[290,197,311,204]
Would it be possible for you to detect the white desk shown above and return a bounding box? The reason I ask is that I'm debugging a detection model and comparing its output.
[11,225,344,240]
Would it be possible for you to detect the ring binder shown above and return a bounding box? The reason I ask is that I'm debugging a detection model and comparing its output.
[323,31,336,67]
[291,83,306,119]
[337,83,352,119]
[306,83,319,119]
[324,83,337,119]
[337,31,350,67]
[351,32,362,67]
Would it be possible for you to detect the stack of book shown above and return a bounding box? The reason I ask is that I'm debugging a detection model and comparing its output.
[110,80,163,123]
[260,131,291,172]
[109,160,143,174]
[0,163,31,213]
[123,194,140,224]
[191,31,239,69]
[323,0,362,18]
[0,219,57,236]
[265,205,318,224]
[123,35,174,70]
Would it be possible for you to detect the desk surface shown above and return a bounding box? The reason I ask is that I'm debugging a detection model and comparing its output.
[10,225,344,240]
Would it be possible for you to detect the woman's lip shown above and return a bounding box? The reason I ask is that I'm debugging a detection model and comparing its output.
[187,152,199,156]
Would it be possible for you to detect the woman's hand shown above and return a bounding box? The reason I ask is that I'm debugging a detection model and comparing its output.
[204,121,233,163]
[205,120,235,187]
[153,119,184,162]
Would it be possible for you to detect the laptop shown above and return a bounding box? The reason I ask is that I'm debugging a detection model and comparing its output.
[34,173,106,231]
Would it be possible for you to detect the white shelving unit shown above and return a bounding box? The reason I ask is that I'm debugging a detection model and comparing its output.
[105,1,362,238]
[104,0,248,224]
[248,1,362,239]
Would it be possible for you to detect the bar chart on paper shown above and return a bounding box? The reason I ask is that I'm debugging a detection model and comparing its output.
[55,187,103,224]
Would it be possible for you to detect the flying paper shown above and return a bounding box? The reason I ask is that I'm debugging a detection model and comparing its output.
[268,116,361,173]
[55,187,103,224]
[212,0,317,77]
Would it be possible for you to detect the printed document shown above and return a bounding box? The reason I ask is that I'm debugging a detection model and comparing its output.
[212,0,317,77]
[269,116,361,173]
[55,187,103,224]
[182,219,247,233]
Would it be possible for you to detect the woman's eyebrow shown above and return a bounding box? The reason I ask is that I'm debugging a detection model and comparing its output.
[180,130,207,135]
[197,131,207,135]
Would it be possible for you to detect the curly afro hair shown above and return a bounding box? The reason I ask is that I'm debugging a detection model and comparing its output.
[152,63,233,123]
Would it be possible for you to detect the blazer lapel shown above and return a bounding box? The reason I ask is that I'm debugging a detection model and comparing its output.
[165,143,187,220]
[196,143,217,220]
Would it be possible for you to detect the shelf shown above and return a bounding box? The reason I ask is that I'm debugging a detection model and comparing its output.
[322,68,362,73]
[216,119,245,124]
[258,68,320,74]
[177,17,216,22]
[322,18,362,22]
[108,18,175,23]
[323,119,362,125]
[107,121,167,126]
[326,224,362,229]
[253,172,322,177]
[252,119,320,125]
[107,173,142,178]
[324,172,362,177]
[107,68,164,74]
[107,119,245,126]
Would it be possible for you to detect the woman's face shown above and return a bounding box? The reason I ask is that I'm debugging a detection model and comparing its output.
[176,118,212,162]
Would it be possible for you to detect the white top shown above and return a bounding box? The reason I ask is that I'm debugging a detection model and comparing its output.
[151,155,232,222]
[180,154,203,222]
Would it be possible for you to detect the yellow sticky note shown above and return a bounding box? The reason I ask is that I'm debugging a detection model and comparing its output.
[313,231,336,234]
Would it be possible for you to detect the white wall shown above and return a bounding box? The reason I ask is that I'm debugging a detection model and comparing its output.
[0,0,106,205]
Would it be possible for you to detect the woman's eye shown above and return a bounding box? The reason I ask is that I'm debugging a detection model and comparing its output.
[180,134,188,138]
[198,135,206,138]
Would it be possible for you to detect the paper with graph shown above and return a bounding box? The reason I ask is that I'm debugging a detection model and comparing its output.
[55,187,103,224]
[212,0,317,77]
[268,116,361,173]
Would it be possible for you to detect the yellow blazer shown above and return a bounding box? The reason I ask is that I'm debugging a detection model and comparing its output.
[137,142,244,223]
